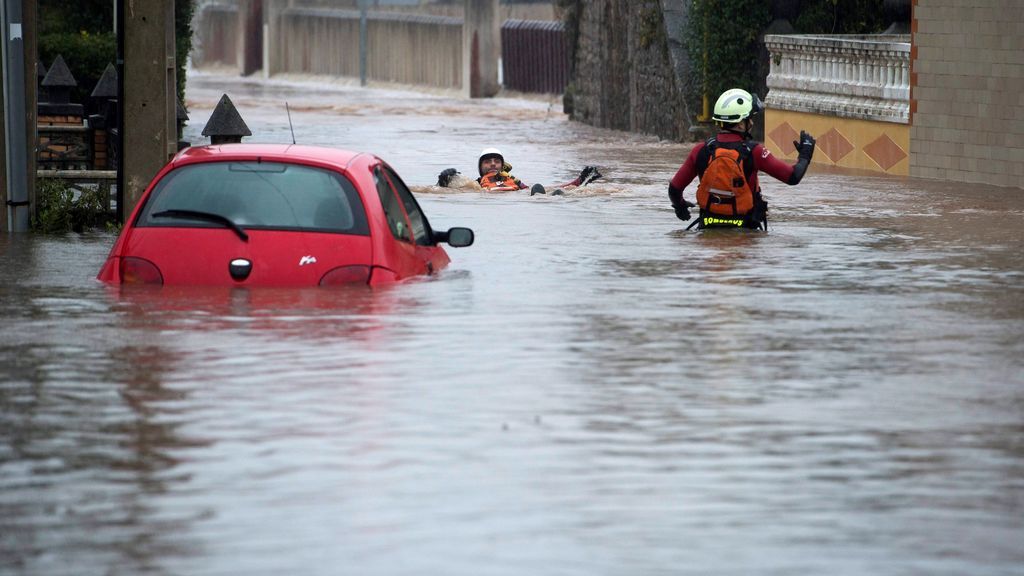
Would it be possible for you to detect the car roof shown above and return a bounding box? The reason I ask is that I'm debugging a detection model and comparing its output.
[172,143,370,170]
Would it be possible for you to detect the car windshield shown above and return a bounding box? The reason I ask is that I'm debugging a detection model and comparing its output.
[136,161,369,235]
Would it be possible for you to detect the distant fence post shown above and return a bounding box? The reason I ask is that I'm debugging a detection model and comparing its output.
[238,0,263,76]
[463,0,499,98]
[359,0,368,86]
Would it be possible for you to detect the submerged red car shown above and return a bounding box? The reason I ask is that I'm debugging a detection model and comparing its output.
[97,144,473,287]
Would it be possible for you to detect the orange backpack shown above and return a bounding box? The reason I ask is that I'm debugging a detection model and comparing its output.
[696,139,755,218]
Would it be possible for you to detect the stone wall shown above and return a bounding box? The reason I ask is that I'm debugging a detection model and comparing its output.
[910,0,1024,188]
[567,0,693,141]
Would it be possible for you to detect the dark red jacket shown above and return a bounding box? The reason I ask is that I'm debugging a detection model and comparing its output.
[669,132,797,207]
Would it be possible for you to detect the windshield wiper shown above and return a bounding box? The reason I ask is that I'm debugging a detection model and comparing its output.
[152,209,249,242]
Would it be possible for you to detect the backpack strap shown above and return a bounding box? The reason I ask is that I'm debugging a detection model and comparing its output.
[697,138,756,181]
[740,140,756,181]
[720,139,755,181]
[695,137,717,179]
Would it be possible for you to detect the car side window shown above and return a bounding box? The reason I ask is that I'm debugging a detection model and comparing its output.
[381,166,433,246]
[374,166,411,242]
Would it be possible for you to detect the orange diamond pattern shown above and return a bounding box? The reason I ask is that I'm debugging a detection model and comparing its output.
[863,133,907,172]
[768,122,799,155]
[818,128,854,163]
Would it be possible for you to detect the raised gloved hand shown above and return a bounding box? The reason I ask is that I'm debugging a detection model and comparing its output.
[437,168,459,187]
[793,130,816,161]
[673,202,691,222]
[578,165,603,186]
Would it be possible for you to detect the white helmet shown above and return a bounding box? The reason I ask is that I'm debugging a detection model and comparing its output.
[712,88,763,125]
[478,147,504,175]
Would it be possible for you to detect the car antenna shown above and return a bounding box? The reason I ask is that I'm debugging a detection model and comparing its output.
[286,102,296,144]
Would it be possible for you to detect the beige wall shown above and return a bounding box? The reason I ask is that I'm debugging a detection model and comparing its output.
[910,0,1024,189]
[765,110,910,175]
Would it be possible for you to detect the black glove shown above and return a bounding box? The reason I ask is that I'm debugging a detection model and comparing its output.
[437,168,459,187]
[793,130,815,161]
[578,165,603,186]
[673,202,691,222]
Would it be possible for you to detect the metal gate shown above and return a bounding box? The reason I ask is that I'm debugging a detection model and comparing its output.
[501,19,568,94]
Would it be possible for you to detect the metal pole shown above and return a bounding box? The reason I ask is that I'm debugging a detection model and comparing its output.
[2,0,29,232]
[359,0,368,87]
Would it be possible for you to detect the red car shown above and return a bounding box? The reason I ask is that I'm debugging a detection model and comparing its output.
[97,144,473,287]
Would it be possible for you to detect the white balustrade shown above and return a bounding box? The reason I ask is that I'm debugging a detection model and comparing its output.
[765,34,911,124]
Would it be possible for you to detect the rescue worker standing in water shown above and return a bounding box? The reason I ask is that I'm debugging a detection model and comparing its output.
[669,88,817,230]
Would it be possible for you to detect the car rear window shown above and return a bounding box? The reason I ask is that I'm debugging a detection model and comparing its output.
[136,161,369,235]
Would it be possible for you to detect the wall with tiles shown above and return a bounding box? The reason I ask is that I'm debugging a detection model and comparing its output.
[764,34,911,175]
[910,0,1024,188]
[766,110,910,174]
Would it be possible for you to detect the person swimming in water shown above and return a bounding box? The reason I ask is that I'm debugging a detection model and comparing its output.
[437,148,602,195]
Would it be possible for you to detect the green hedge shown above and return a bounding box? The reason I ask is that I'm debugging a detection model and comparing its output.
[683,0,888,125]
[794,0,888,35]
[683,0,771,111]
[39,1,195,112]
[176,1,196,109]
[39,30,116,107]
[32,179,116,234]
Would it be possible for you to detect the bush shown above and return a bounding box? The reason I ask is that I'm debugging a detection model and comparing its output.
[32,178,115,234]
[39,1,195,113]
[794,0,888,34]
[33,179,74,234]
[176,1,196,109]
[683,0,771,116]
[39,30,116,107]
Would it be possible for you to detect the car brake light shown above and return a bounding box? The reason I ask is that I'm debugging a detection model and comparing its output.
[319,265,371,286]
[121,257,164,285]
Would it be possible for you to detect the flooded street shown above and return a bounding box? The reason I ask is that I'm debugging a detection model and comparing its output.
[2,71,1023,575]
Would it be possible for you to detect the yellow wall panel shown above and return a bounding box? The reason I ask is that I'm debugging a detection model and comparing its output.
[765,110,910,176]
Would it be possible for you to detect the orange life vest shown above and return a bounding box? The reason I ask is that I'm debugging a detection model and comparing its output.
[478,172,521,190]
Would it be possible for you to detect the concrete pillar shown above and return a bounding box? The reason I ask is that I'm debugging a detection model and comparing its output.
[265,0,287,77]
[238,0,263,76]
[463,0,500,98]
[122,0,176,218]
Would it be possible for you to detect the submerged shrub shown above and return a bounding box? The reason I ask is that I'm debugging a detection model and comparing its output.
[33,178,115,234]
[33,178,75,234]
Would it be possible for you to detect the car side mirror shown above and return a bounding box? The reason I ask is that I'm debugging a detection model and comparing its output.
[434,227,474,247]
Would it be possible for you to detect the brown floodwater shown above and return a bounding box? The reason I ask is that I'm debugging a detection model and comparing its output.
[1,71,1022,575]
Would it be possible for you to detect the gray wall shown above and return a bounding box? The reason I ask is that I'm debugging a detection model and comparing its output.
[910,0,1024,188]
[567,0,693,141]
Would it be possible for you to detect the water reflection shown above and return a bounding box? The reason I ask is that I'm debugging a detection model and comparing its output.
[0,327,204,574]
[0,72,1022,575]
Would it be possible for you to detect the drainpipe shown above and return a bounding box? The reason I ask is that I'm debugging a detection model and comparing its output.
[2,0,29,232]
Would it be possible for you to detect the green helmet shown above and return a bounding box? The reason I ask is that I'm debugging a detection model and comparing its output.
[712,89,763,125]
